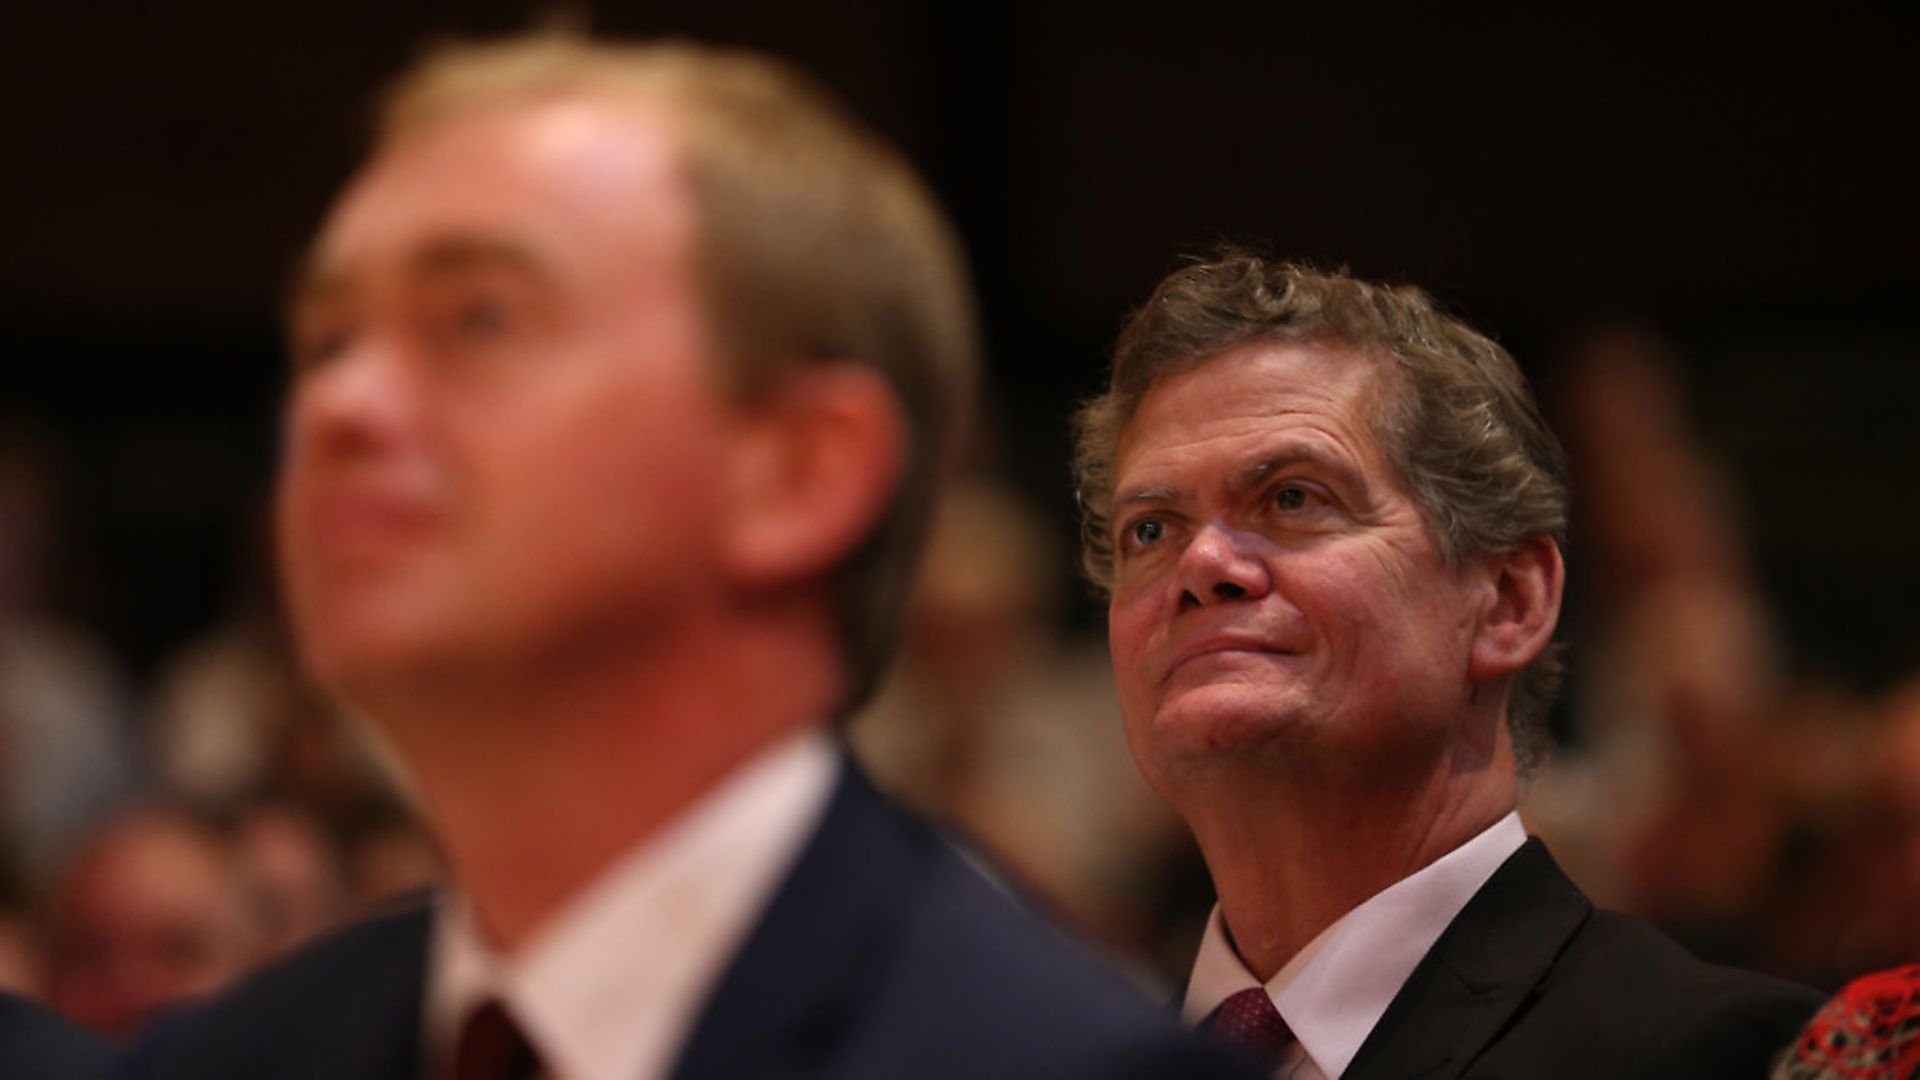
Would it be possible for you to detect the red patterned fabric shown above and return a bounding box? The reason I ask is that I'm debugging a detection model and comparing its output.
[1785,964,1920,1079]
[1203,986,1295,1068]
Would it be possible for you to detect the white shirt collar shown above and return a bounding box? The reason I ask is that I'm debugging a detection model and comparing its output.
[425,730,840,1080]
[1184,812,1527,1079]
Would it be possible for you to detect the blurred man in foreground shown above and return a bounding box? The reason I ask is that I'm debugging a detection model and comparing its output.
[1075,253,1821,1077]
[128,33,1252,1080]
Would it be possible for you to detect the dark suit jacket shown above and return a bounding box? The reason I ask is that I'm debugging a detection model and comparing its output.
[123,762,1255,1079]
[1343,839,1821,1080]
[0,990,111,1079]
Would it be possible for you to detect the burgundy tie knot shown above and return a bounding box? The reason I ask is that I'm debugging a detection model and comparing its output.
[451,999,539,1080]
[1204,986,1295,1066]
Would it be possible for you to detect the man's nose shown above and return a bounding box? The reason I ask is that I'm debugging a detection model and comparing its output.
[1175,521,1272,610]
[284,338,421,466]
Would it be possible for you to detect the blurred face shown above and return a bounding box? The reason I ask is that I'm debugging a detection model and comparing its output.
[1105,342,1484,795]
[280,96,731,695]
[46,823,254,1039]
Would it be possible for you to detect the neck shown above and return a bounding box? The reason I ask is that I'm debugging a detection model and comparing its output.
[1174,728,1517,982]
[360,595,841,953]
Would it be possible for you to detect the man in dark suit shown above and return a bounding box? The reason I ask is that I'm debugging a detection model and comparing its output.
[1,990,109,1077]
[126,33,1253,1080]
[1072,252,1822,1078]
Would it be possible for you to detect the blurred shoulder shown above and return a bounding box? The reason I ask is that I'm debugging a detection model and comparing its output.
[0,990,111,1079]
[120,896,431,1080]
[865,834,1256,1077]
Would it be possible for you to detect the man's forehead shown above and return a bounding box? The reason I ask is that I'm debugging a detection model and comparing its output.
[305,94,698,285]
[1115,341,1387,462]
[1112,426,1367,505]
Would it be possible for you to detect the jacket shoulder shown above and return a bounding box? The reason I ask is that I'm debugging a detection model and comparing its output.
[0,991,111,1079]
[120,899,431,1080]
[843,836,1256,1078]
[1554,910,1824,1077]
[1371,839,1822,1080]
[685,766,1255,1079]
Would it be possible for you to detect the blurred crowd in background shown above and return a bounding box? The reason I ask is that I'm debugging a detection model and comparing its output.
[2,315,1916,1042]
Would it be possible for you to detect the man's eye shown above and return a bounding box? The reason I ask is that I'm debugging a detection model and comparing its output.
[454,297,512,338]
[1128,519,1165,547]
[1275,485,1309,511]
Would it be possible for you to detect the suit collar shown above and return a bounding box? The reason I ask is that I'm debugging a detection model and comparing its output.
[425,733,839,1080]
[1343,838,1591,1080]
[668,754,931,1079]
[1186,813,1528,1078]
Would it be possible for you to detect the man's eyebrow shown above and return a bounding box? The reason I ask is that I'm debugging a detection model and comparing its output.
[284,233,553,318]
[1113,484,1180,510]
[407,234,553,282]
[1110,441,1367,512]
[1237,443,1362,491]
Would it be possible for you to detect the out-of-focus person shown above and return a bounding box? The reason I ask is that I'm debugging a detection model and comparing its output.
[1073,252,1822,1076]
[341,807,441,906]
[0,909,38,997]
[228,801,347,958]
[1771,679,1920,986]
[0,425,139,881]
[125,32,1255,1080]
[1849,683,1920,964]
[42,807,258,1040]
[1529,325,1790,941]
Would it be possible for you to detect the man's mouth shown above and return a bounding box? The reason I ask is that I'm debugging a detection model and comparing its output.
[1164,634,1290,681]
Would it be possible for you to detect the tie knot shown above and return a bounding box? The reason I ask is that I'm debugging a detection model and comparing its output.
[452,999,539,1080]
[1204,987,1294,1066]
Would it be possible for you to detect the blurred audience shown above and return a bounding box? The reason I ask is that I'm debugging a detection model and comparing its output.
[1527,322,1920,991]
[0,425,141,882]
[339,809,439,908]
[1853,686,1920,965]
[41,806,258,1039]
[0,444,437,1040]
[146,509,401,825]
[227,801,346,959]
[1528,324,1786,926]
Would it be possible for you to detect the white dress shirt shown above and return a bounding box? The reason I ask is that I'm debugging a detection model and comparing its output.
[1183,812,1527,1079]
[424,730,840,1080]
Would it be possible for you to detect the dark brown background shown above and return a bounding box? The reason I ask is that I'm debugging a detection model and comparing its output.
[2,1,1915,688]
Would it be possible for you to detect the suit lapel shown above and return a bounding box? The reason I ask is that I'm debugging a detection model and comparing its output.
[1342,839,1590,1080]
[668,756,928,1080]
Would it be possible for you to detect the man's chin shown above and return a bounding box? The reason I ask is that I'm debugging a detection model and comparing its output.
[296,618,471,704]
[1143,689,1309,764]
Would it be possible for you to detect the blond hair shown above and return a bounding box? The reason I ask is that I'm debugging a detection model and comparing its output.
[379,35,979,712]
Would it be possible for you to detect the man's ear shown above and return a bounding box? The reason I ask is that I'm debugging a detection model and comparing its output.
[721,363,908,590]
[1467,535,1565,682]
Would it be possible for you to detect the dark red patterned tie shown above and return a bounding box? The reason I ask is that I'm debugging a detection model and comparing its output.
[1203,986,1295,1068]
[451,1000,539,1080]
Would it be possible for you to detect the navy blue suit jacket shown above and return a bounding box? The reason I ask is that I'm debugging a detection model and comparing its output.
[123,762,1255,1079]
[0,991,110,1079]
[1343,839,1821,1079]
